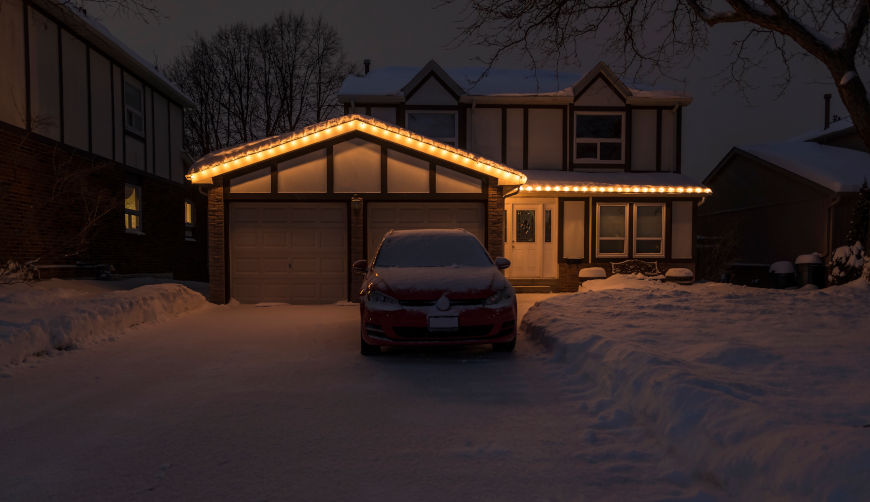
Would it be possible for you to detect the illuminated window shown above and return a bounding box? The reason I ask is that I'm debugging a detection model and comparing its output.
[124,79,144,136]
[575,112,624,163]
[406,111,457,145]
[596,203,628,257]
[184,200,195,240]
[124,184,142,232]
[634,203,665,257]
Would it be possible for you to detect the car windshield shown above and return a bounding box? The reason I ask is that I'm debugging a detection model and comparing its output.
[374,232,493,268]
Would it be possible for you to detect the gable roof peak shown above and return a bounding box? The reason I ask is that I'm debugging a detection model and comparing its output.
[572,61,632,99]
[401,60,465,98]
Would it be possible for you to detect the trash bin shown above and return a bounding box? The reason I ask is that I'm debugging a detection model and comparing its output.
[769,261,796,289]
[795,252,826,288]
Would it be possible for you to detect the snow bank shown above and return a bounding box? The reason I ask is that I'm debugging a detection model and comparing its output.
[523,275,870,499]
[0,280,209,366]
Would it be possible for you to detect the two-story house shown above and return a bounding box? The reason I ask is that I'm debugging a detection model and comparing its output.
[340,60,710,291]
[0,0,206,280]
[186,60,709,304]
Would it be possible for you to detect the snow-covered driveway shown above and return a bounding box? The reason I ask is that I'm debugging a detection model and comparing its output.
[0,295,704,501]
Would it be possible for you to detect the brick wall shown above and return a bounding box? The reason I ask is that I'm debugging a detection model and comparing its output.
[0,122,207,281]
[487,184,505,258]
[207,183,225,303]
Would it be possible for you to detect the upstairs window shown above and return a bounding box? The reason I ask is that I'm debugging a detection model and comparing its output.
[406,111,457,145]
[184,200,195,240]
[124,184,142,233]
[124,80,144,136]
[575,112,623,163]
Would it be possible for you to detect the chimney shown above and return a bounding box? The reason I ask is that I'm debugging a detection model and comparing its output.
[363,59,371,75]
[824,93,832,129]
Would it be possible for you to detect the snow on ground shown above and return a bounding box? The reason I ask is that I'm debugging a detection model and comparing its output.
[0,278,210,366]
[523,275,870,500]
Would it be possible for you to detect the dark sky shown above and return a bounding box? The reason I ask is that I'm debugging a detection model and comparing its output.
[94,0,849,181]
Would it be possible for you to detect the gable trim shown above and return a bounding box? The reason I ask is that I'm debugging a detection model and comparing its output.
[188,114,526,186]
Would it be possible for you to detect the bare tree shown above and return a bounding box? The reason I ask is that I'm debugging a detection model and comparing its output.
[166,13,354,159]
[453,0,870,151]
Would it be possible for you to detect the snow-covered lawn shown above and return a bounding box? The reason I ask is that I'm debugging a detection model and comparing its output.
[0,278,210,366]
[523,275,870,500]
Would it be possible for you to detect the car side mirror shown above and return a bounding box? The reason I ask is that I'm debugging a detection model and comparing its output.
[495,257,511,270]
[352,259,369,274]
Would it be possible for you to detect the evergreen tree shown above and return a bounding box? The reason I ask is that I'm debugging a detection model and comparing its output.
[845,180,870,248]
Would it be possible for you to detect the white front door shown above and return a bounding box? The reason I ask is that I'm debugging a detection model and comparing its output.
[508,203,544,278]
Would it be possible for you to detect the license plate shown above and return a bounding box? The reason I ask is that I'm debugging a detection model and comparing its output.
[428,316,459,331]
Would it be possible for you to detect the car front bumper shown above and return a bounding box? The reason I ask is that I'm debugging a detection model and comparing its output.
[361,303,517,347]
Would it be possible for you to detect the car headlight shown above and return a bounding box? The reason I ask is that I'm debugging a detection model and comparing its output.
[366,289,399,307]
[484,287,514,307]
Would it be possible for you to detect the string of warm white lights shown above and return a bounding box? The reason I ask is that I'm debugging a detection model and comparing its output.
[520,185,711,194]
[187,114,527,185]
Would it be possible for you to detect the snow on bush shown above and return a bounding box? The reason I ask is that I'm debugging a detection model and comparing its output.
[0,281,209,366]
[0,260,39,284]
[523,275,870,500]
[828,241,865,285]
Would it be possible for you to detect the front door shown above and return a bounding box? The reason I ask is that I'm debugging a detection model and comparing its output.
[508,203,543,278]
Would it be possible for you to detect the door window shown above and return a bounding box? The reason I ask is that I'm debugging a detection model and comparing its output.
[516,210,536,242]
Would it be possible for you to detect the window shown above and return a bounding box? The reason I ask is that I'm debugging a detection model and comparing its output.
[124,80,144,136]
[544,209,552,243]
[634,203,665,257]
[184,200,195,240]
[575,112,624,163]
[124,184,142,233]
[406,111,457,145]
[596,203,628,257]
[516,210,536,242]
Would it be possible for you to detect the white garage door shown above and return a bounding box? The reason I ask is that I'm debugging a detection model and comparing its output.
[366,202,486,257]
[229,202,347,304]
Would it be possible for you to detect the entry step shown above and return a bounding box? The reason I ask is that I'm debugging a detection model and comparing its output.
[513,285,553,294]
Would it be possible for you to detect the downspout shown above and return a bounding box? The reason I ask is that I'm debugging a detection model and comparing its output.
[469,99,476,149]
[504,186,521,198]
[826,195,841,258]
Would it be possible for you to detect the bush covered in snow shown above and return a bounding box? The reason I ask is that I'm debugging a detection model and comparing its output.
[827,241,865,285]
[0,260,39,285]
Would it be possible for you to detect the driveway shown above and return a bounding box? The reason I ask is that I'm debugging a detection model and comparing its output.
[0,295,696,501]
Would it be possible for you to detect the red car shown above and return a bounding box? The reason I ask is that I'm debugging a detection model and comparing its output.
[354,229,517,355]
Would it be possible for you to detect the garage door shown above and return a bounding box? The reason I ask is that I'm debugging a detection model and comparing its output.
[366,202,486,257]
[229,202,347,304]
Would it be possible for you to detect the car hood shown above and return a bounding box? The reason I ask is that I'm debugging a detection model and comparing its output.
[370,266,508,299]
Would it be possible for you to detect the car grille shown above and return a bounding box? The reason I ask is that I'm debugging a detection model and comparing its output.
[397,298,486,307]
[392,325,494,339]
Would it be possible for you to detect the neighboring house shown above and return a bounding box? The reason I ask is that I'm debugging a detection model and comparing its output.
[0,0,206,280]
[188,60,709,304]
[699,116,870,284]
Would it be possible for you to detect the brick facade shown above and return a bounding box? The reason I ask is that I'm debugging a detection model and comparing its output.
[0,122,207,281]
[207,183,226,303]
[486,184,505,259]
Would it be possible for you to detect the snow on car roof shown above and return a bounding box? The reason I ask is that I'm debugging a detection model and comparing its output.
[739,141,870,192]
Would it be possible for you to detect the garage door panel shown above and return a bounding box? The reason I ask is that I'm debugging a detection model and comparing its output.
[230,202,347,304]
[366,202,485,258]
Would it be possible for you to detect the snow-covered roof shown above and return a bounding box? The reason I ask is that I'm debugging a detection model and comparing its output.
[519,170,710,196]
[39,0,192,108]
[788,117,856,143]
[738,141,870,192]
[188,115,526,186]
[339,62,690,103]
